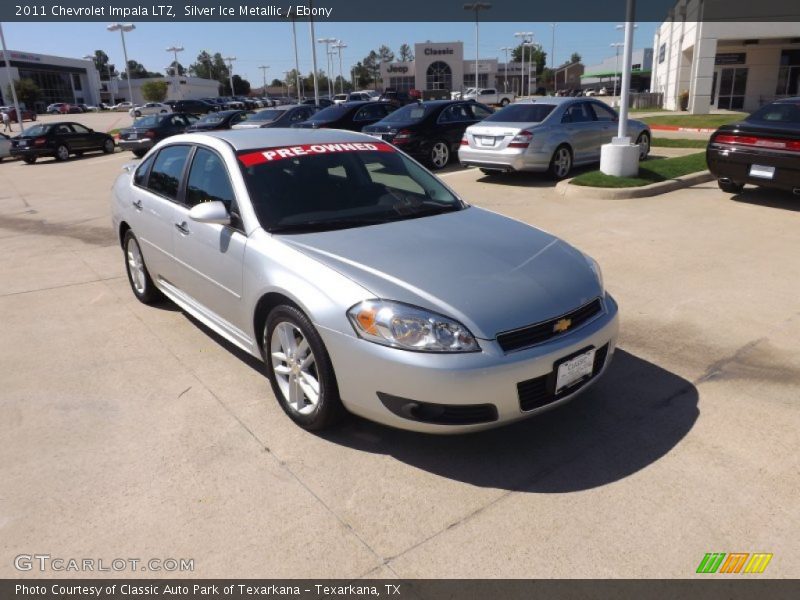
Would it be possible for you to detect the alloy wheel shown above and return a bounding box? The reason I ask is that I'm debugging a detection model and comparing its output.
[56,145,69,161]
[126,237,146,295]
[637,132,650,160]
[270,322,320,416]
[431,142,450,169]
[554,147,571,178]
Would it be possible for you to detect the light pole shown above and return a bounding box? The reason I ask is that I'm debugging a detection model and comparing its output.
[614,23,637,98]
[523,41,535,96]
[333,41,347,94]
[317,37,337,97]
[224,56,236,96]
[107,23,135,111]
[0,23,24,133]
[464,3,491,92]
[499,46,511,92]
[290,16,302,101]
[259,65,270,95]
[550,23,556,70]
[283,70,291,97]
[308,1,320,106]
[514,31,532,97]
[165,45,184,100]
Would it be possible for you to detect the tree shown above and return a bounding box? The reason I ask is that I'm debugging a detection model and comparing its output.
[378,45,395,63]
[121,60,162,79]
[512,43,547,75]
[352,62,373,89]
[141,80,168,102]
[222,74,251,96]
[188,51,230,82]
[363,51,381,89]
[92,50,117,80]
[6,78,41,109]
[398,43,414,62]
[270,78,284,87]
[167,61,185,76]
[570,52,582,64]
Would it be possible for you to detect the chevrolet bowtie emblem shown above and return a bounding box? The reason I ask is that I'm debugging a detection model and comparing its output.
[553,318,572,333]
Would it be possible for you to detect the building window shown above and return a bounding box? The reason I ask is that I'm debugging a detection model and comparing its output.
[776,49,800,97]
[425,61,452,91]
[463,73,489,88]
[658,44,666,64]
[388,75,414,91]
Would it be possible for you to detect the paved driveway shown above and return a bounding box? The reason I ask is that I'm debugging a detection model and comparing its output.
[0,153,797,578]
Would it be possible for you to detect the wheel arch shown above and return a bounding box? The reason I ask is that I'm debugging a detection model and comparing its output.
[118,221,131,248]
[253,292,304,357]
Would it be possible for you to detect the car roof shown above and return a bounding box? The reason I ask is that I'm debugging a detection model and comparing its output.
[179,128,380,151]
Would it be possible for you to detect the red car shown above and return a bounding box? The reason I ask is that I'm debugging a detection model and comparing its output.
[2,107,37,122]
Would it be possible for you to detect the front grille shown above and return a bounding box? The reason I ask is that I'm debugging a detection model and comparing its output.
[497,298,603,353]
[517,343,609,412]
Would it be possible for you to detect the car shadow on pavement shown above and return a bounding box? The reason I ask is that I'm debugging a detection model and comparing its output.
[322,349,699,493]
[474,165,595,188]
[730,187,800,212]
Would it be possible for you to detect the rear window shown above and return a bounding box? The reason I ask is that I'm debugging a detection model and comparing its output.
[309,104,349,121]
[748,102,800,124]
[484,103,556,123]
[133,115,161,128]
[382,103,433,123]
[251,109,285,122]
[22,124,51,136]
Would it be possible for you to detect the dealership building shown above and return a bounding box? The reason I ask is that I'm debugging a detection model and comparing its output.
[379,41,536,94]
[652,0,800,113]
[0,50,101,109]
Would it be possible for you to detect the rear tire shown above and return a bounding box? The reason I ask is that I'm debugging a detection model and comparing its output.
[500,98,510,107]
[23,155,37,164]
[718,179,744,194]
[429,140,450,170]
[264,305,345,431]
[102,138,115,154]
[54,144,70,161]
[636,131,650,160]
[123,230,162,305]
[132,149,147,158]
[548,145,573,180]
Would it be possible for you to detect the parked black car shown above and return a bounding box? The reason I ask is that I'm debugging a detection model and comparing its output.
[172,99,219,114]
[379,90,415,107]
[293,101,395,131]
[301,97,335,108]
[10,122,115,164]
[118,113,198,158]
[232,105,320,129]
[362,100,494,169]
[185,110,252,132]
[707,97,800,195]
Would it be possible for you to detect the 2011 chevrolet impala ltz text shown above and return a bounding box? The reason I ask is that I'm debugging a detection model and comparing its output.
[111,129,618,433]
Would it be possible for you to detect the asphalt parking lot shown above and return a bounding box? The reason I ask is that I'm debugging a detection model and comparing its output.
[1,122,798,579]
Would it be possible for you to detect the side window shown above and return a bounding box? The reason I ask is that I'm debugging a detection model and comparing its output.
[590,102,618,122]
[289,109,306,122]
[354,107,370,121]
[469,103,493,119]
[147,145,191,201]
[71,123,90,134]
[133,154,155,187]
[480,89,495,96]
[562,103,593,123]
[56,124,73,134]
[185,147,236,211]
[439,104,471,123]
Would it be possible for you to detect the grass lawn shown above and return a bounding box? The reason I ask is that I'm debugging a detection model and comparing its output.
[650,137,708,148]
[641,113,747,128]
[570,152,707,188]
[107,128,121,136]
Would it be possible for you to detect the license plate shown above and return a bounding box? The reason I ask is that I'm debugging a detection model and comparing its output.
[555,348,596,394]
[748,164,775,179]
[19,140,27,147]
[479,136,495,147]
[128,133,138,140]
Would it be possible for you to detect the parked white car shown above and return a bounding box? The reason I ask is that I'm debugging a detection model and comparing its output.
[332,94,349,105]
[113,101,133,112]
[463,88,515,106]
[129,102,172,117]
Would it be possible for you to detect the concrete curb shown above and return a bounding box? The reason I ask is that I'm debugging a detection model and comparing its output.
[555,170,715,199]
[649,124,717,133]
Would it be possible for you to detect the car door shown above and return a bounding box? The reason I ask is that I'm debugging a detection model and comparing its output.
[352,104,387,130]
[0,133,11,158]
[68,122,97,151]
[587,101,619,153]
[560,102,597,163]
[170,146,247,332]
[436,103,474,149]
[130,144,192,283]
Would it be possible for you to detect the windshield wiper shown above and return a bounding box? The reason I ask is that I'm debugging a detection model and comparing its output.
[269,217,390,234]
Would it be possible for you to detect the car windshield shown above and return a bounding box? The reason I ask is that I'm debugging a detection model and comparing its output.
[748,102,800,124]
[309,104,350,121]
[238,142,465,233]
[133,115,162,127]
[381,103,432,123]
[483,103,556,123]
[197,114,226,124]
[23,124,51,136]
[251,109,286,122]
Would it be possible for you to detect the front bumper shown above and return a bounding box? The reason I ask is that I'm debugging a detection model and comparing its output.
[318,294,619,433]
[118,138,155,153]
[707,145,800,192]
[458,144,551,172]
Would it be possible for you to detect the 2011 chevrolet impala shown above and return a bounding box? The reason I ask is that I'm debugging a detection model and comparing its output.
[111,129,619,433]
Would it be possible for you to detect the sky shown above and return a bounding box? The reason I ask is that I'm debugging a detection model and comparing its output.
[1,21,659,84]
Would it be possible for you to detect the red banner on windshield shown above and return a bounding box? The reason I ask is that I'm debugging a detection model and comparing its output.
[238,141,395,167]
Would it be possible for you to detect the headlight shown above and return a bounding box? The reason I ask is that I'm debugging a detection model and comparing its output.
[585,254,605,295]
[347,300,480,353]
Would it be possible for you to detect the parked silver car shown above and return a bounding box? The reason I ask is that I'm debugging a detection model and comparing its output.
[111,129,618,433]
[458,97,650,179]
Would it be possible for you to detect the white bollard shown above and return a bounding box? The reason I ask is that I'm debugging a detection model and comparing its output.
[600,137,640,177]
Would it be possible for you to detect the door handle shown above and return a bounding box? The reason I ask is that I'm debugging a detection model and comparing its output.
[174,221,190,235]
[132,199,143,210]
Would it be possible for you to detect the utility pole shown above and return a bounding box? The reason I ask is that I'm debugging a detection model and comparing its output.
[464,3,492,91]
[308,0,320,105]
[107,23,135,113]
[0,23,24,133]
[259,65,270,95]
[166,45,184,100]
[224,56,236,96]
[499,47,511,92]
[333,41,347,94]
[514,31,532,97]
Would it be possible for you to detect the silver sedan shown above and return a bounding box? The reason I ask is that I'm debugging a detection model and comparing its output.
[458,97,651,179]
[111,129,619,433]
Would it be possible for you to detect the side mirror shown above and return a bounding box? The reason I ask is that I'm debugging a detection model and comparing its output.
[188,200,230,225]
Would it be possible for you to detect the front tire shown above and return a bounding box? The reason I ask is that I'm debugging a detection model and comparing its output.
[23,155,37,164]
[264,305,344,431]
[500,98,510,107]
[102,138,115,154]
[134,111,142,117]
[123,230,162,304]
[429,140,450,170]
[132,149,147,158]
[548,145,573,180]
[636,131,650,160]
[718,179,744,194]
[54,144,70,161]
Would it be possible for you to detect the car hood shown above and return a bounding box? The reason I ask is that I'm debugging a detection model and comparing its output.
[278,207,602,339]
[363,121,418,133]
